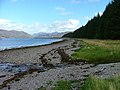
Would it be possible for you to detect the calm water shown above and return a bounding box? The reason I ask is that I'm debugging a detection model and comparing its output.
[0,38,62,50]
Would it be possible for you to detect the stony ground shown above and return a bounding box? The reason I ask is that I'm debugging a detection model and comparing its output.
[0,39,120,90]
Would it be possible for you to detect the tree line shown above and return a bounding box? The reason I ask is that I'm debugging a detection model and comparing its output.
[63,0,120,40]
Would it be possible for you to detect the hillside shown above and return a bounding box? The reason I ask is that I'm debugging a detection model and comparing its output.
[0,29,32,38]
[33,32,70,38]
[63,0,120,40]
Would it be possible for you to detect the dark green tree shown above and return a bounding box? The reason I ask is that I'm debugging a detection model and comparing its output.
[63,0,120,40]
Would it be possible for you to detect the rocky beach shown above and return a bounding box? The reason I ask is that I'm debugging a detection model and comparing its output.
[0,39,120,90]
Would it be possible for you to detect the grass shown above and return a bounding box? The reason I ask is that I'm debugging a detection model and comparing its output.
[46,80,53,86]
[71,39,120,63]
[53,80,80,90]
[37,86,46,90]
[51,75,120,90]
[37,39,120,90]
[81,75,120,90]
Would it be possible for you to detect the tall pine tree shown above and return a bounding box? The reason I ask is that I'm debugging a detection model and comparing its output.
[63,0,120,40]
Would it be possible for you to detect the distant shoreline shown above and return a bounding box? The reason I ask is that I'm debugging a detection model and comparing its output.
[0,38,64,52]
[0,38,74,64]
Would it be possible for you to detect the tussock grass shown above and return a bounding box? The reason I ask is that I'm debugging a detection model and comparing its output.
[81,75,120,90]
[51,75,120,90]
[53,80,80,90]
[53,80,72,90]
[72,39,120,63]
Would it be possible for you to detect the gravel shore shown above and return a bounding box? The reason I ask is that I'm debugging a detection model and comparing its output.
[0,39,79,64]
[0,39,120,90]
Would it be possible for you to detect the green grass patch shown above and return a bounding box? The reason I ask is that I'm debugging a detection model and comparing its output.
[71,39,120,63]
[81,75,120,90]
[37,75,120,90]
[53,80,80,90]
[37,86,46,90]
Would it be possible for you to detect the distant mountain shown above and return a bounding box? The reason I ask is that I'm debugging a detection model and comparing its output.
[0,29,32,38]
[33,31,70,38]
[63,0,120,40]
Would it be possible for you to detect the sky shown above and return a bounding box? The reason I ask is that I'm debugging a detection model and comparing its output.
[0,0,111,34]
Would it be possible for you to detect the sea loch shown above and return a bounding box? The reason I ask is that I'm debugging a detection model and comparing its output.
[0,38,62,50]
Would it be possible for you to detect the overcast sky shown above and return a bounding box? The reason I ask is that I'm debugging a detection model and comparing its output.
[0,0,111,34]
